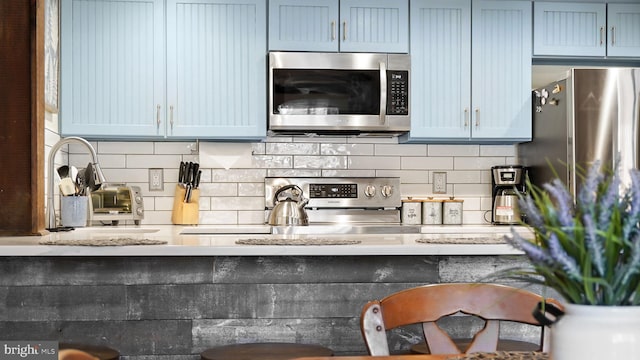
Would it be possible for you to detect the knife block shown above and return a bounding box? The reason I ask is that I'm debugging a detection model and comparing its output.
[171,185,200,225]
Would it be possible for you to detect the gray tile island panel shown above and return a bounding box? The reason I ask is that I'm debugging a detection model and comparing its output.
[0,255,539,359]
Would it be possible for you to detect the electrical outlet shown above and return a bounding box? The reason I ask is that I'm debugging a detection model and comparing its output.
[149,168,164,191]
[433,172,447,194]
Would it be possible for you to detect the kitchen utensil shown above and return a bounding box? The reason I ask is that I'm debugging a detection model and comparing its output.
[57,165,70,179]
[59,177,77,196]
[267,184,309,226]
[76,168,86,195]
[85,162,101,192]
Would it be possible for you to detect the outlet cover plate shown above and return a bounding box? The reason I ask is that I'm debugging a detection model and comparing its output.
[433,172,447,194]
[149,168,164,191]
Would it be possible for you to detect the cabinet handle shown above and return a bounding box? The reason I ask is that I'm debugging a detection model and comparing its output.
[475,108,480,127]
[464,108,469,128]
[170,105,174,130]
[343,21,347,41]
[379,62,387,125]
[156,104,161,128]
[611,26,616,46]
[600,26,604,45]
[331,21,336,41]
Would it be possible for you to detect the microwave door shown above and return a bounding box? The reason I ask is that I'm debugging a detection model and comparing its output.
[379,61,387,126]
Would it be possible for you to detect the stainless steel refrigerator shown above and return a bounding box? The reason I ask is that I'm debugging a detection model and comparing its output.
[519,68,640,195]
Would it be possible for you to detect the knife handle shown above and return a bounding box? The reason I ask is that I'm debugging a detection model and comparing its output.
[194,170,202,189]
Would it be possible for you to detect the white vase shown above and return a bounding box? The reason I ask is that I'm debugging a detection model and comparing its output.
[550,304,640,360]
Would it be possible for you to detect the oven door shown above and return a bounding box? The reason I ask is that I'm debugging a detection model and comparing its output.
[268,52,410,134]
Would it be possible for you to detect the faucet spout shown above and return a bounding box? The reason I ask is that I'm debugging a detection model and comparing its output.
[46,136,107,229]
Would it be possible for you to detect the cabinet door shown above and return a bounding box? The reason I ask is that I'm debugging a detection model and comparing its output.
[268,0,339,52]
[166,0,267,139]
[60,0,165,138]
[607,4,640,57]
[408,0,471,140]
[472,0,531,141]
[340,0,409,53]
[533,2,606,57]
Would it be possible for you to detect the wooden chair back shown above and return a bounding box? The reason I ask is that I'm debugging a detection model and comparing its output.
[360,283,562,356]
[58,349,100,360]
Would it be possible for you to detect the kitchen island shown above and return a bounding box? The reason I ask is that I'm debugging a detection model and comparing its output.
[0,225,541,360]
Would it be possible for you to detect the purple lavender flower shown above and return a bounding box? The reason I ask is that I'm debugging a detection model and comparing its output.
[548,233,582,281]
[519,195,545,231]
[618,234,640,291]
[622,170,640,240]
[543,179,574,228]
[505,229,553,266]
[578,161,604,209]
[583,213,605,276]
[597,170,621,229]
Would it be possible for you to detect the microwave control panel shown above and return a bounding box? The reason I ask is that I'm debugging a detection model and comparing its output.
[387,71,409,115]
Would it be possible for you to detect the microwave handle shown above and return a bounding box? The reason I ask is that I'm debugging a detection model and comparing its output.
[379,62,387,125]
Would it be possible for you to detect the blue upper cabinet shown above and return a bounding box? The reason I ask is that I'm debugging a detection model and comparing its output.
[60,0,166,138]
[268,0,408,53]
[61,0,266,140]
[166,0,266,139]
[405,0,531,143]
[339,0,409,53]
[533,2,606,57]
[607,3,640,57]
[268,0,339,52]
[534,2,640,58]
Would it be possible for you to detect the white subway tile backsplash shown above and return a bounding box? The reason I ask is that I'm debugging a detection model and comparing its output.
[98,142,154,154]
[349,156,399,170]
[429,144,479,157]
[266,143,320,155]
[68,139,517,225]
[252,155,293,169]
[211,196,264,211]
[375,144,426,156]
[322,169,376,177]
[201,183,238,197]
[454,156,506,170]
[238,183,265,197]
[211,169,266,182]
[321,143,374,156]
[154,141,198,155]
[453,183,492,197]
[295,155,348,169]
[480,145,516,157]
[127,155,182,168]
[400,156,453,170]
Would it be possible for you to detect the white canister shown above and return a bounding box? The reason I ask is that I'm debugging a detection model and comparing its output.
[401,198,423,224]
[442,198,464,225]
[422,198,443,225]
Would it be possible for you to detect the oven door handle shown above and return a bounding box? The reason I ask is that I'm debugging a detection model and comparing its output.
[379,62,387,126]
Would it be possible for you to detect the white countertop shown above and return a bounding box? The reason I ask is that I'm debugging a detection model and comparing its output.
[0,224,529,257]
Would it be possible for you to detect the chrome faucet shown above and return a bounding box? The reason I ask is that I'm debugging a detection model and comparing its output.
[46,136,107,229]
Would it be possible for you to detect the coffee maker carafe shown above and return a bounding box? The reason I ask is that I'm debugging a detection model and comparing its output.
[491,165,527,224]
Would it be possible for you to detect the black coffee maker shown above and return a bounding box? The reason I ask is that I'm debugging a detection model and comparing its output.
[491,165,527,224]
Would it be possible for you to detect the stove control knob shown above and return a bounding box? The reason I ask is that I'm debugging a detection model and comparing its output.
[364,184,376,197]
[381,185,393,198]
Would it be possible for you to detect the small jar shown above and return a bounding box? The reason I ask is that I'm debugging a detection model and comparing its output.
[442,197,464,225]
[422,198,443,225]
[401,198,423,224]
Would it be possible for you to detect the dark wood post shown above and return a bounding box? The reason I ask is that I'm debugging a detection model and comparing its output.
[0,0,46,235]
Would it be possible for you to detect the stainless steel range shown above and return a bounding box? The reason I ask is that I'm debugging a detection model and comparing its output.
[265,177,419,234]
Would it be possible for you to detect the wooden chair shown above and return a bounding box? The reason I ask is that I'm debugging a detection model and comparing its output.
[360,283,563,355]
[58,349,99,360]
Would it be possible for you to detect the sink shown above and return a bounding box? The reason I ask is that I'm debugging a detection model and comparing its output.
[180,225,272,235]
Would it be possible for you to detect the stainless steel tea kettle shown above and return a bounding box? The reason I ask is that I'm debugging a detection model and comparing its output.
[268,184,309,226]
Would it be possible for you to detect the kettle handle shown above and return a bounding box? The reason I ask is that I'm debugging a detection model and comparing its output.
[274,184,304,202]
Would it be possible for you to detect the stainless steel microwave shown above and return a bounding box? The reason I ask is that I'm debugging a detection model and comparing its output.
[268,52,410,136]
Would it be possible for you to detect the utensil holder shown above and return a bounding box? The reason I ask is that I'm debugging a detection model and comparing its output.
[61,196,89,227]
[171,185,200,225]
